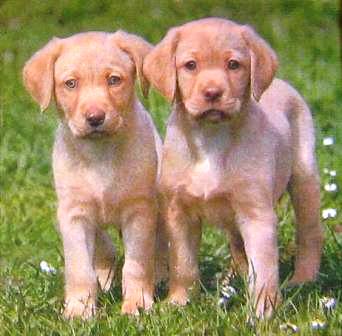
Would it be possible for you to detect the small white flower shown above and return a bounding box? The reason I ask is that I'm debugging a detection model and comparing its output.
[329,170,337,177]
[323,169,337,176]
[324,183,337,192]
[322,208,337,219]
[280,323,299,333]
[40,260,57,274]
[320,297,337,311]
[218,297,228,307]
[218,285,237,307]
[3,50,14,63]
[221,285,237,298]
[323,137,334,146]
[310,319,326,330]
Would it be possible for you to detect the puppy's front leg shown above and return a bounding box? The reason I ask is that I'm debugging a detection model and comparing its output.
[58,206,97,319]
[166,198,202,305]
[237,210,280,319]
[120,200,156,315]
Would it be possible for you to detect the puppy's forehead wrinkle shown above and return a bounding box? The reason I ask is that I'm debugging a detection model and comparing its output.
[55,47,132,79]
[64,31,108,39]
[177,31,248,61]
[181,17,237,28]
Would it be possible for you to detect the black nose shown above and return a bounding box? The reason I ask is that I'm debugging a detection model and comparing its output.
[203,87,223,102]
[86,113,105,127]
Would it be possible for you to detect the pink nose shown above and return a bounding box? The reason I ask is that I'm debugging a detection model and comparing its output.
[86,108,105,127]
[203,87,223,102]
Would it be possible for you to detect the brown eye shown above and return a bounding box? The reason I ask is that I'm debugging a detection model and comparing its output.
[65,79,77,89]
[227,60,240,70]
[108,75,121,86]
[184,60,197,71]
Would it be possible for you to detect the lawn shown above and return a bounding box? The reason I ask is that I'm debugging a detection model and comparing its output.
[0,0,341,335]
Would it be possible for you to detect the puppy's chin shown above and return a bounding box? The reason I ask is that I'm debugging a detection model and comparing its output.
[198,109,231,123]
[83,130,110,139]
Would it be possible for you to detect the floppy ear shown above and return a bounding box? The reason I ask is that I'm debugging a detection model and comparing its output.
[143,27,179,102]
[241,26,278,101]
[113,30,153,98]
[23,37,61,111]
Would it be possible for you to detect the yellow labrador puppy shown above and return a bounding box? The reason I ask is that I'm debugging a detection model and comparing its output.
[23,31,162,318]
[144,18,323,318]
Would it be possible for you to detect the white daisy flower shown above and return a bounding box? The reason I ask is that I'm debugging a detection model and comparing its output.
[310,319,326,330]
[218,285,237,307]
[323,168,329,174]
[218,297,228,307]
[324,183,337,192]
[3,50,14,63]
[221,285,237,298]
[322,208,337,219]
[320,297,337,311]
[40,260,57,274]
[329,170,337,177]
[323,137,334,146]
[280,322,299,333]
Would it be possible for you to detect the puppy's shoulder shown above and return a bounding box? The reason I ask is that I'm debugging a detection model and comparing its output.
[261,78,294,104]
[261,78,309,119]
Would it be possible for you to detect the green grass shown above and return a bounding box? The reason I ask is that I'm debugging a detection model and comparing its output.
[0,0,341,334]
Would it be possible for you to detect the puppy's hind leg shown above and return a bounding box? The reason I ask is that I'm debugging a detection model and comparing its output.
[288,97,323,285]
[94,229,116,292]
[288,172,322,284]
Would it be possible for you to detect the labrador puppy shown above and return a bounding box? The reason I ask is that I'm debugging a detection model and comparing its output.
[143,18,323,318]
[23,31,162,318]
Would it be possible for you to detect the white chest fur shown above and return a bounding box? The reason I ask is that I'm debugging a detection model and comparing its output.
[184,123,232,200]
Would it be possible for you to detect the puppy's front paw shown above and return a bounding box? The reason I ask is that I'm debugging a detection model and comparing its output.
[288,272,316,286]
[63,296,96,320]
[96,266,115,292]
[254,290,281,319]
[167,281,200,306]
[167,287,190,306]
[121,292,154,315]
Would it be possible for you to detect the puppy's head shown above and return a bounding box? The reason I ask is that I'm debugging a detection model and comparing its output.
[23,31,151,138]
[144,18,277,123]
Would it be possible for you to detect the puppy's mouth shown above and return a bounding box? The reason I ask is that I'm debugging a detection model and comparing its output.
[69,125,110,139]
[198,109,230,123]
[69,117,124,139]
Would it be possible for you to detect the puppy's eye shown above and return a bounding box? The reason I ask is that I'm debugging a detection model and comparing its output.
[107,75,121,86]
[184,60,197,71]
[65,79,77,89]
[227,60,240,70]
